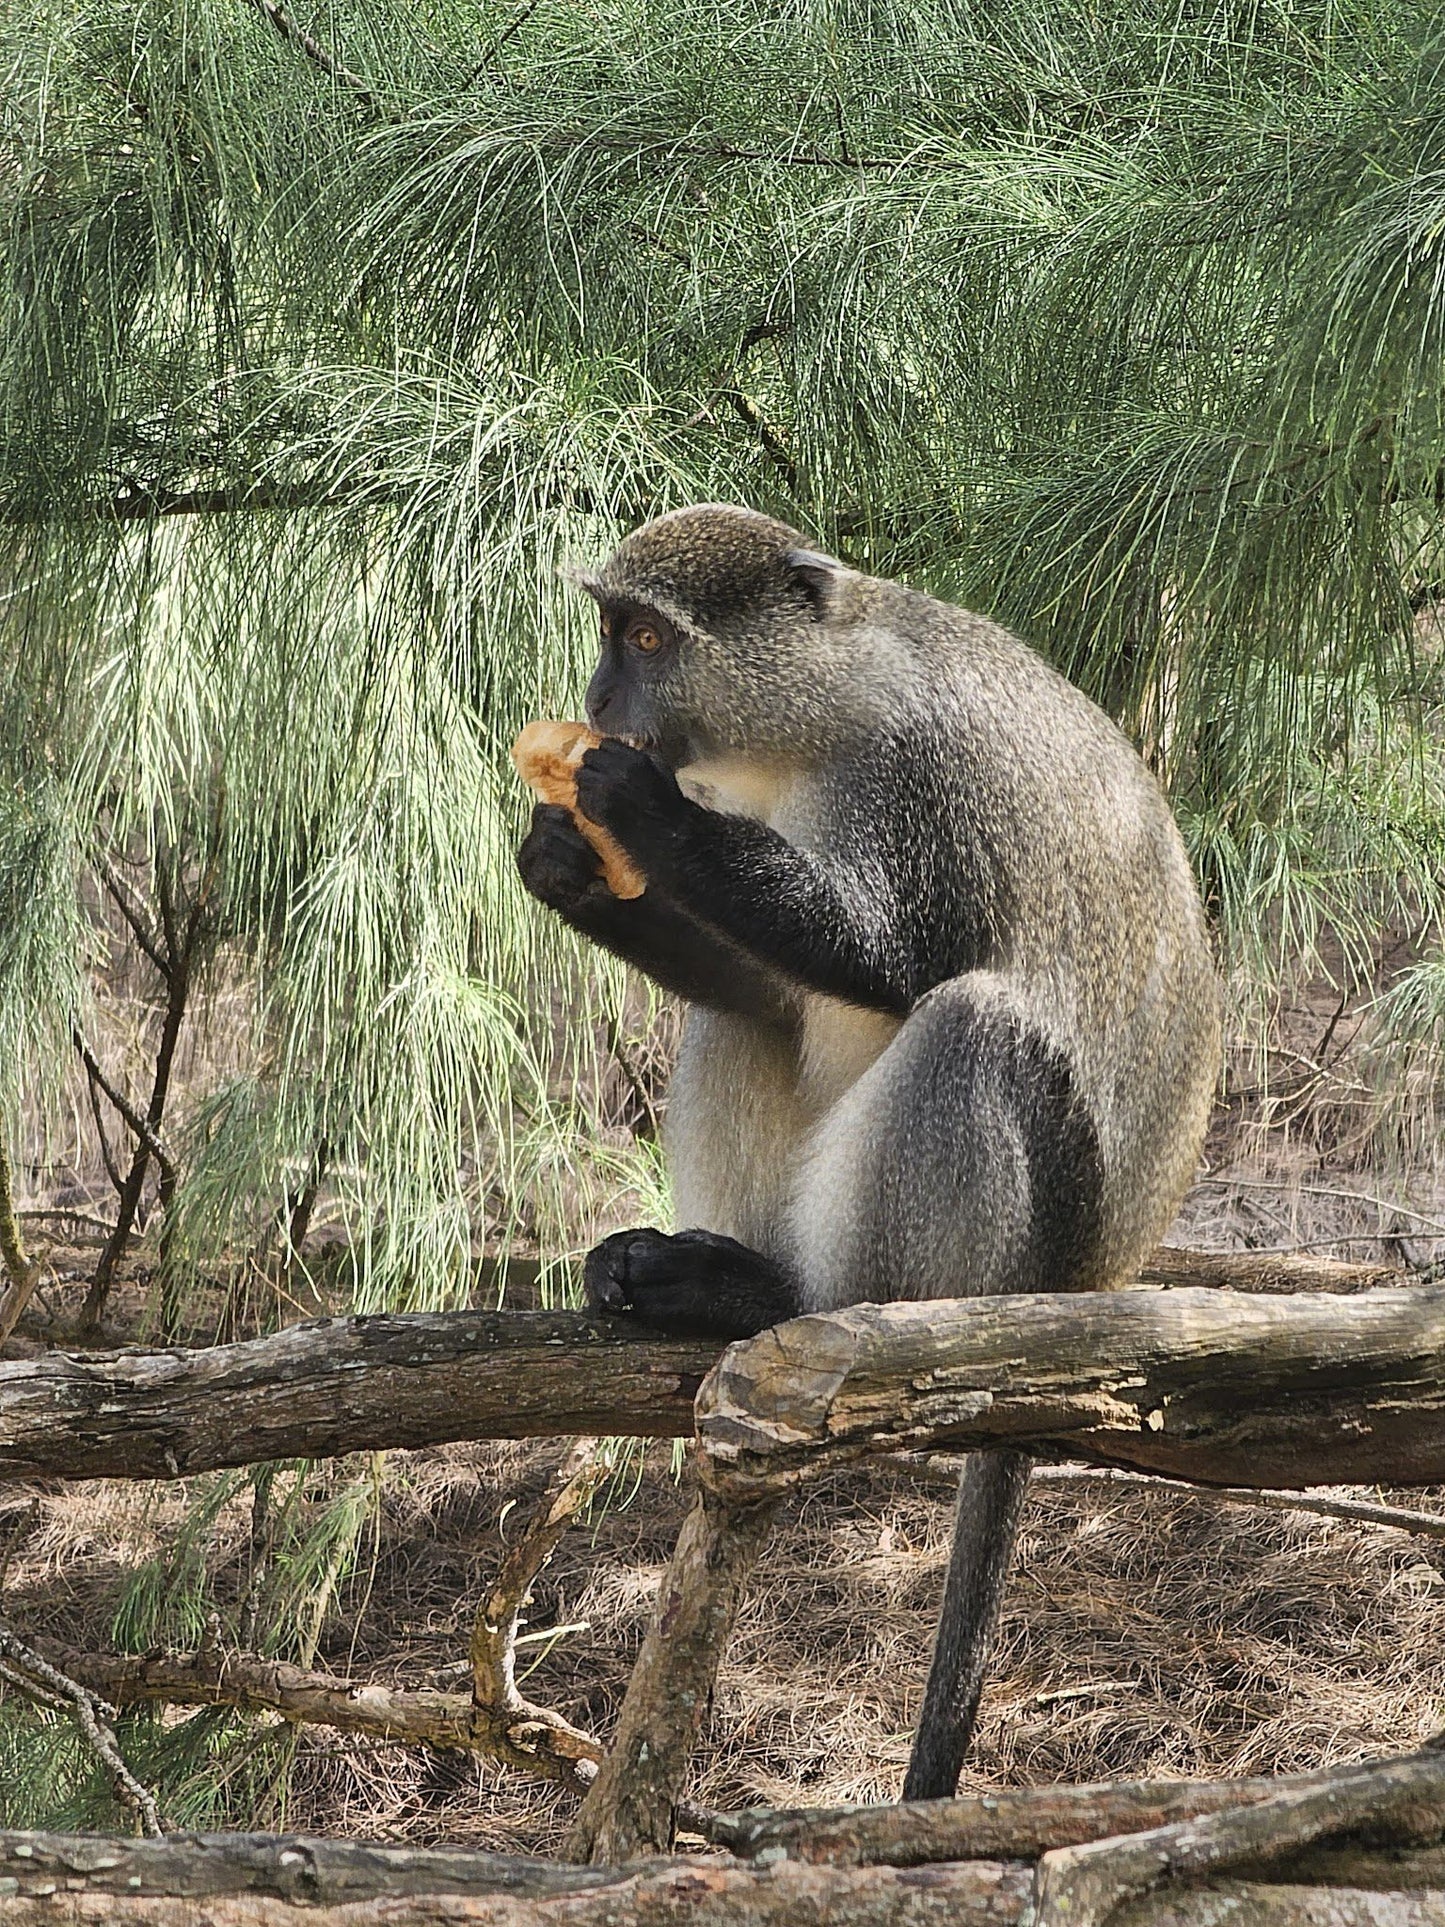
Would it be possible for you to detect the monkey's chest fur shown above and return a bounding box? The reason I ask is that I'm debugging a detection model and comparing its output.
[677,753,903,1118]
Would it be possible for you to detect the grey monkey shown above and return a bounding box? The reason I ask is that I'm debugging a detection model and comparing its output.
[517,503,1221,1796]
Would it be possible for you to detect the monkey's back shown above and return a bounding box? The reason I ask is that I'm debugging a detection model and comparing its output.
[838,588,1221,1289]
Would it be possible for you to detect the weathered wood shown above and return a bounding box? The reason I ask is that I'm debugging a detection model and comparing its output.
[1,1276,1436,1490]
[697,1286,1445,1501]
[1135,1247,1406,1295]
[711,1772,1308,1864]
[2,1830,1444,1924]
[0,1312,716,1481]
[1035,1750,1445,1926]
[566,1490,783,1864]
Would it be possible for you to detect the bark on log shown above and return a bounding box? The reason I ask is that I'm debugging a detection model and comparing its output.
[710,1772,1308,1863]
[0,1278,1437,1490]
[0,1313,716,1481]
[697,1286,1445,1501]
[1,1830,1444,1924]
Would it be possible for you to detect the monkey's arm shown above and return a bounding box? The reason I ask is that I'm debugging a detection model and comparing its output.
[575,745,911,1014]
[517,805,792,1022]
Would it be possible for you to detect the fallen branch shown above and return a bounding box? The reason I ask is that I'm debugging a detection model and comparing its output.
[1031,1464,1445,1541]
[0,1311,718,1481]
[1034,1744,1445,1926]
[902,1455,1445,1540]
[4,1786,1445,1924]
[469,1439,612,1792]
[566,1488,782,1863]
[703,1765,1361,1863]
[24,1639,588,1789]
[0,1626,164,1836]
[697,1285,1445,1503]
[3,1279,1439,1488]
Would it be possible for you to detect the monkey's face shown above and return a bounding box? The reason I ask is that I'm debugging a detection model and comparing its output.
[575,506,865,765]
[584,600,692,766]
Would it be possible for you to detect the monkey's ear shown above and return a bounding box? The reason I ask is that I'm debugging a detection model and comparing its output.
[785,547,844,615]
[560,565,605,601]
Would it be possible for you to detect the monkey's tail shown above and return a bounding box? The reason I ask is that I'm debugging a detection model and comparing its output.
[902,1446,1032,1800]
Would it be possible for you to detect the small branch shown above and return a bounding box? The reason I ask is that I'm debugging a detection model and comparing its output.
[1033,1746,1445,1927]
[457,0,542,85]
[96,861,171,983]
[903,1457,1445,1542]
[0,1626,164,1836]
[470,1439,612,1791]
[70,1030,176,1188]
[1031,1463,1445,1541]
[726,389,801,496]
[81,1058,127,1200]
[2,476,401,525]
[31,1637,587,1789]
[606,1023,660,1141]
[240,0,388,111]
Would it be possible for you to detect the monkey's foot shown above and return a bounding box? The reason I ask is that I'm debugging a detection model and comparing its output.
[583,1227,799,1340]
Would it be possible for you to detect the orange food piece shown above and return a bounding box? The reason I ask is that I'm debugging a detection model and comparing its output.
[511,721,646,900]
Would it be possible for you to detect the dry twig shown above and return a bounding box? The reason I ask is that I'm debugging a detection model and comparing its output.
[0,1625,164,1836]
[903,1456,1445,1541]
[469,1438,612,1791]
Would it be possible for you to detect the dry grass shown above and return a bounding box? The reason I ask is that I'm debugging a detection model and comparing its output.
[4,1439,1443,1851]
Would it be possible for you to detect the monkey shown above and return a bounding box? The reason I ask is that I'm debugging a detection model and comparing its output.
[516,503,1221,1798]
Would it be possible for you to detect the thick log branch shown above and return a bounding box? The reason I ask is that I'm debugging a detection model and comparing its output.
[3,1816,1445,1924]
[0,1312,717,1481]
[697,1285,1445,1501]
[0,1262,1433,1487]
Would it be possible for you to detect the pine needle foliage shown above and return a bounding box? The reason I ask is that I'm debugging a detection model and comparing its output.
[5,0,1445,1309]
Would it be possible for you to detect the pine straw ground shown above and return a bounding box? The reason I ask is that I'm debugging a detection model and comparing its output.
[5,1439,1445,1852]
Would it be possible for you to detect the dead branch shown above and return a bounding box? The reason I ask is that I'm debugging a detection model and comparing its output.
[469,1439,613,1791]
[1030,1464,1445,1540]
[0,1311,718,1481]
[0,1626,164,1836]
[704,1767,1344,1863]
[28,1637,594,1787]
[566,1487,783,1863]
[4,1279,1441,1489]
[696,1286,1445,1504]
[70,1029,176,1188]
[3,1814,1445,1923]
[902,1455,1445,1541]
[1033,1745,1445,1926]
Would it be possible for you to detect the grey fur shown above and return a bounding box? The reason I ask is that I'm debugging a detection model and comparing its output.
[574,503,1222,1790]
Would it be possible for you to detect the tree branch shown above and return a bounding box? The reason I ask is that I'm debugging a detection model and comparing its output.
[239,0,387,112]
[0,1627,164,1836]
[2,1281,1443,1487]
[469,1439,611,1793]
[70,1030,176,1189]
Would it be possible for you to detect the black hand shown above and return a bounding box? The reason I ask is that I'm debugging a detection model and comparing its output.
[516,804,790,1022]
[585,1227,800,1339]
[573,740,691,889]
[517,803,613,918]
[573,745,911,1013]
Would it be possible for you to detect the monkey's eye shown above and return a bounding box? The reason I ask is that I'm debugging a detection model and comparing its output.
[626,621,666,655]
